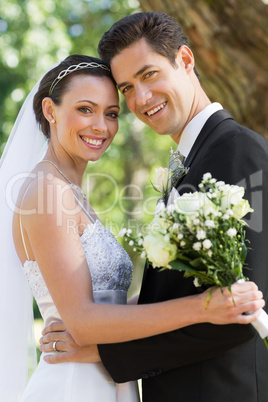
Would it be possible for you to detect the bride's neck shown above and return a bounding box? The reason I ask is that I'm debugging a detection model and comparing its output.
[43,146,87,188]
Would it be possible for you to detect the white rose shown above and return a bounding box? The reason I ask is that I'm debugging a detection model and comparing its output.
[232,199,253,220]
[154,167,172,193]
[175,192,207,215]
[219,184,245,210]
[200,197,219,217]
[143,233,177,268]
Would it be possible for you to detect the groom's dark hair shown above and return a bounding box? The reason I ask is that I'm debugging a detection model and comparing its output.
[98,11,199,78]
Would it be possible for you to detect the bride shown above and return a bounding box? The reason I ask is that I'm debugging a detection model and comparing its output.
[0,54,264,402]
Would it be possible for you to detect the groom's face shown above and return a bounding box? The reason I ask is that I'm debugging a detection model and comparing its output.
[110,38,196,142]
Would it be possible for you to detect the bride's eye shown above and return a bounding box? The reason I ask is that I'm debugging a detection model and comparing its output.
[107,112,119,119]
[78,107,92,114]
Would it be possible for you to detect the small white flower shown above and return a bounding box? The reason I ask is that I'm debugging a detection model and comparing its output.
[226,209,234,216]
[138,232,143,237]
[133,248,137,252]
[205,220,215,228]
[193,242,202,251]
[172,223,179,231]
[164,234,170,242]
[193,277,201,287]
[198,183,204,188]
[210,178,217,184]
[215,181,225,187]
[177,233,183,240]
[202,239,212,249]
[196,230,206,240]
[180,240,186,247]
[138,239,144,246]
[207,250,213,257]
[227,228,237,237]
[129,240,134,246]
[222,214,230,220]
[141,251,147,259]
[193,218,200,225]
[127,229,132,234]
[203,172,212,181]
[118,228,127,237]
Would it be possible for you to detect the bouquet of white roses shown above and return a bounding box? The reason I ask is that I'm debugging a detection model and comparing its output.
[119,172,268,349]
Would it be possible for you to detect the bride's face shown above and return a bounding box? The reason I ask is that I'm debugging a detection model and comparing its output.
[51,74,120,162]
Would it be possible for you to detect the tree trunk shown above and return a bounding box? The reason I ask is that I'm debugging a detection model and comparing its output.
[139,0,268,138]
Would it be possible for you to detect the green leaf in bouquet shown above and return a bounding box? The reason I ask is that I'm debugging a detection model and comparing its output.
[169,259,199,274]
[189,257,206,268]
[240,242,248,261]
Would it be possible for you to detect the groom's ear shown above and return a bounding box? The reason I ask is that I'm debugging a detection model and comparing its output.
[176,45,195,73]
[42,97,56,124]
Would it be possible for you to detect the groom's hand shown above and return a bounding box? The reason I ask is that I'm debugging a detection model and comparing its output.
[39,320,101,364]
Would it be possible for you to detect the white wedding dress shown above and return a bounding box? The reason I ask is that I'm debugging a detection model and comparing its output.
[20,219,140,402]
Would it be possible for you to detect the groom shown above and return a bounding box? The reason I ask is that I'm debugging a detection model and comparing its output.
[41,12,268,401]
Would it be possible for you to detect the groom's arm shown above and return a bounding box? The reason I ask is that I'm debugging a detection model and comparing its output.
[98,125,268,383]
[98,321,255,382]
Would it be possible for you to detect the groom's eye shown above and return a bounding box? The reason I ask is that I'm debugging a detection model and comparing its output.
[122,85,132,94]
[144,71,155,79]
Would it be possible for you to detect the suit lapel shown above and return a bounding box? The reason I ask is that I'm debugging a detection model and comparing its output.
[184,109,234,169]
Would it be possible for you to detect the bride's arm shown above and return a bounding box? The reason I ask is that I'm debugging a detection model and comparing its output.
[22,180,264,346]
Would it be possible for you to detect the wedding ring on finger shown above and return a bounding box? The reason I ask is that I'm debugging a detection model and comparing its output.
[52,341,59,352]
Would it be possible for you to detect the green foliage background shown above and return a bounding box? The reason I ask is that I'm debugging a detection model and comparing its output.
[0,0,174,296]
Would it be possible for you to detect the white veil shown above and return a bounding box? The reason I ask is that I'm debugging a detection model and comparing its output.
[0,77,49,401]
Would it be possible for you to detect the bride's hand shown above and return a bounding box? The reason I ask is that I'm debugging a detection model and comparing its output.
[40,321,101,364]
[200,281,265,325]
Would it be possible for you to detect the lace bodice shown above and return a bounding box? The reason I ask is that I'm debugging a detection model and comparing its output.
[22,220,133,325]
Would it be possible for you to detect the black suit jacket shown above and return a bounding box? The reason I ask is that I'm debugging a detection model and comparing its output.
[98,110,268,402]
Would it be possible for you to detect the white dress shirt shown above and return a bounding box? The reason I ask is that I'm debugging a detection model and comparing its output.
[177,102,223,159]
[166,103,223,206]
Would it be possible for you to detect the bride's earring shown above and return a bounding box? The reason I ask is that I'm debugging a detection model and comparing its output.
[50,118,56,124]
